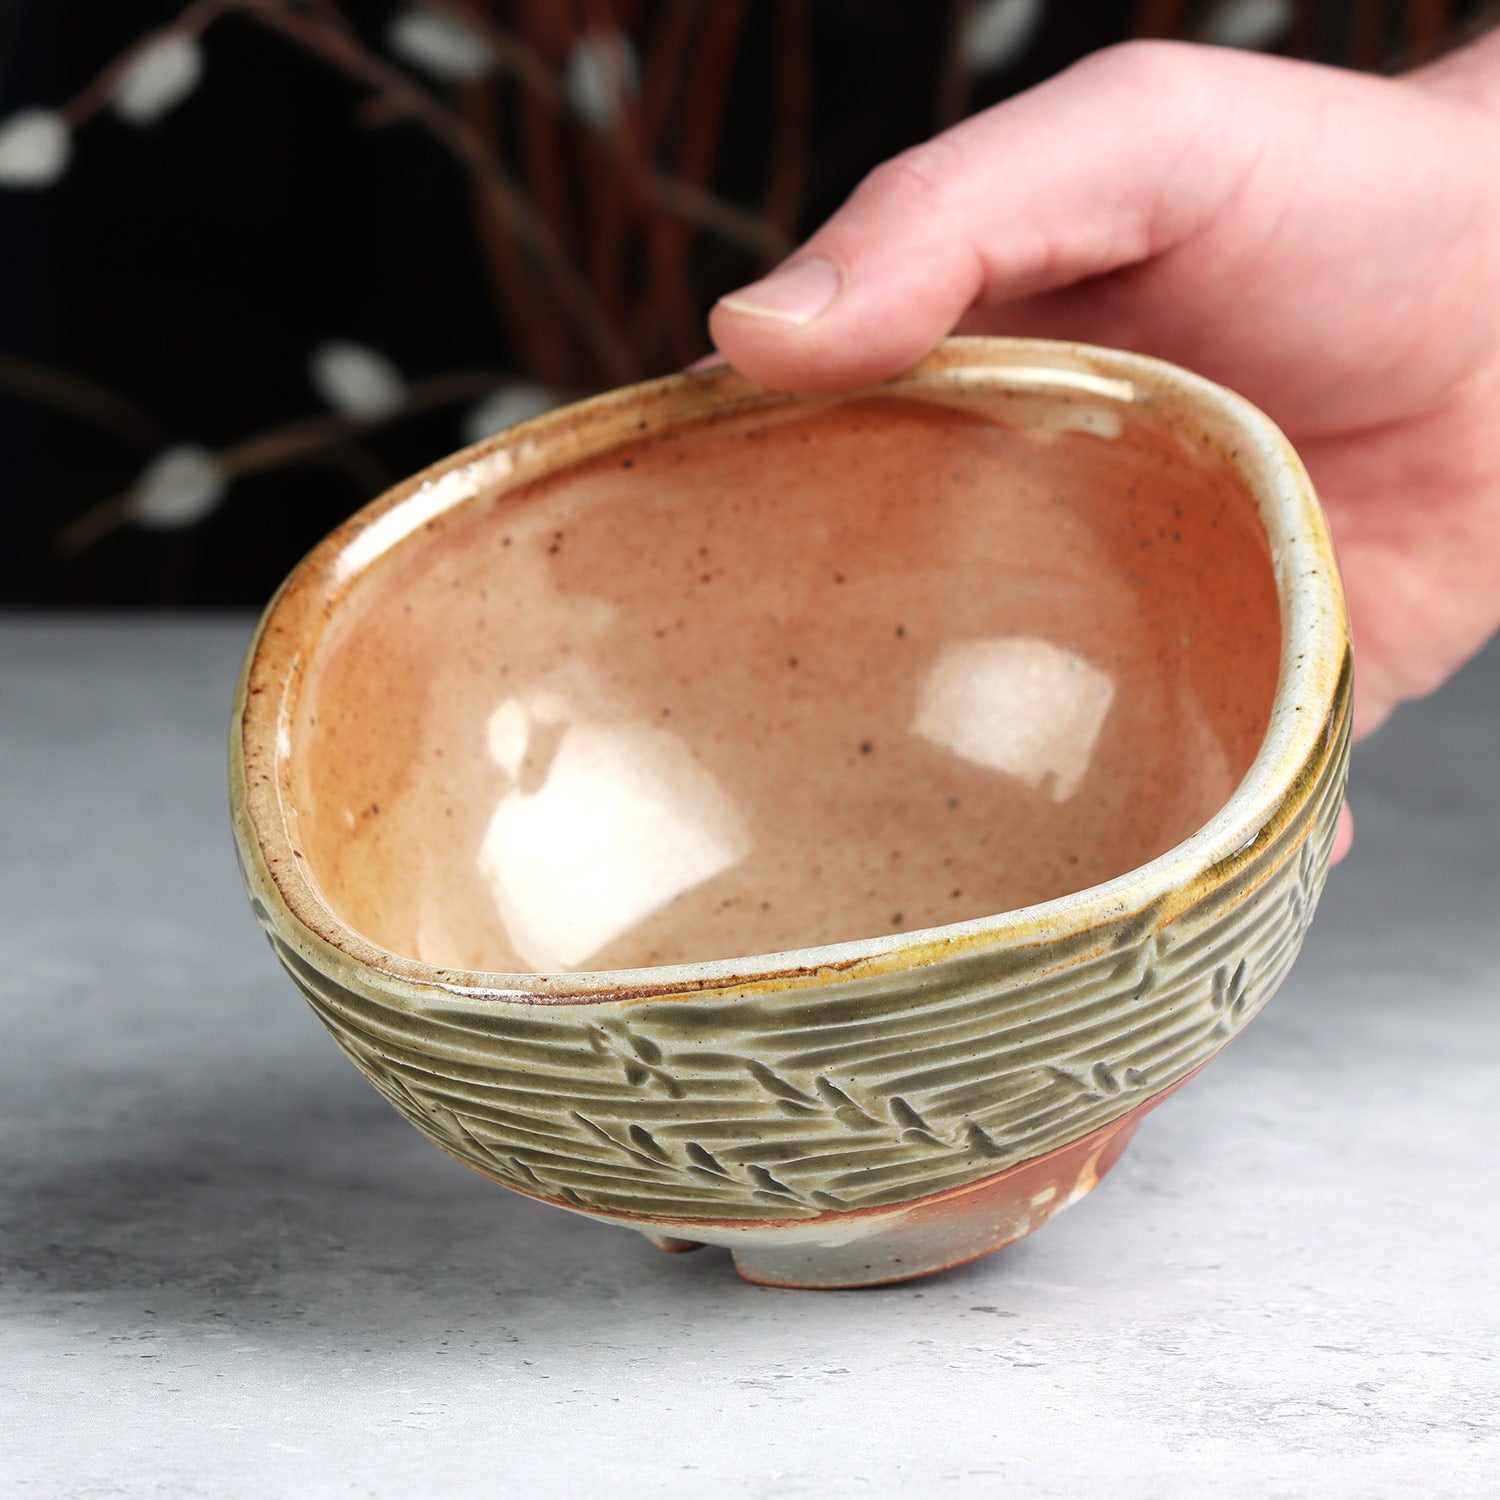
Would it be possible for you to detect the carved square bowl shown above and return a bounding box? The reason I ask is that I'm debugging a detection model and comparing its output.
[231,337,1350,1287]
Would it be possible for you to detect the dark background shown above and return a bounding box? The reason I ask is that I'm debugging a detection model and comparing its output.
[1,0,1491,607]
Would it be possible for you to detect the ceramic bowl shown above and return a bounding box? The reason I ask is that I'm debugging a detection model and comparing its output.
[231,337,1351,1288]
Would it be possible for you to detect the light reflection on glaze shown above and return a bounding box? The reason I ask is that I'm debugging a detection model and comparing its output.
[476,695,749,971]
[333,450,515,583]
[912,638,1115,803]
[466,637,1115,973]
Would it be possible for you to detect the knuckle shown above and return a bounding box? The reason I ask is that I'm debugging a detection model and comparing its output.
[1070,37,1196,93]
[855,138,964,214]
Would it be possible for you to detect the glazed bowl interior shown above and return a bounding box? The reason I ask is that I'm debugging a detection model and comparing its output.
[268,358,1284,976]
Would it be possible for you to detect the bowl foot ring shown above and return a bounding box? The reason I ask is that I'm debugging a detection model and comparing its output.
[643,1232,707,1254]
[638,1109,1152,1289]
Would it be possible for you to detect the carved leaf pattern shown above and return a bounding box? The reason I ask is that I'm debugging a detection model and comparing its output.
[258,660,1350,1224]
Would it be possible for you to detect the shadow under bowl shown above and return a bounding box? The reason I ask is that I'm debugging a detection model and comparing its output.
[232,338,1351,1287]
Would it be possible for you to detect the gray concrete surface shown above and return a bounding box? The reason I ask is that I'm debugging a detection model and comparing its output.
[1,617,1496,1498]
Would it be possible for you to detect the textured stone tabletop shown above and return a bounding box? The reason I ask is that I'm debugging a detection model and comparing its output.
[2,618,1496,1498]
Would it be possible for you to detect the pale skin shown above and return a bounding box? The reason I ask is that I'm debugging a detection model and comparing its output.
[709,33,1500,862]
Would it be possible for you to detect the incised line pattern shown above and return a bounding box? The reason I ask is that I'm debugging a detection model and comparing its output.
[251,672,1350,1225]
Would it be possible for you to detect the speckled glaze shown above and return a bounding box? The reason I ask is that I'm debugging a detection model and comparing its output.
[231,338,1351,1288]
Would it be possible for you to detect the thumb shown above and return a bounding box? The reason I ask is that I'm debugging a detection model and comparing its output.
[709,41,1256,393]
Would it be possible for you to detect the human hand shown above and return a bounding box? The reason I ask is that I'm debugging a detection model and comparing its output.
[710,36,1500,785]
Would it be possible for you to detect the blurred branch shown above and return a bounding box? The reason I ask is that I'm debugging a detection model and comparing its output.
[641,0,698,149]
[217,368,507,470]
[58,0,230,128]
[235,0,640,384]
[305,443,393,494]
[0,352,168,451]
[642,0,751,337]
[54,369,533,558]
[1347,0,1390,68]
[654,176,790,262]
[1405,0,1451,60]
[57,0,789,384]
[426,0,792,262]
[1287,0,1320,60]
[55,0,638,385]
[580,0,703,367]
[571,11,633,336]
[1455,0,1500,42]
[511,2,586,381]
[436,1,570,381]
[763,0,813,253]
[443,0,789,369]
[455,65,569,383]
[1131,0,1194,38]
[426,0,563,102]
[673,0,750,206]
[934,0,975,130]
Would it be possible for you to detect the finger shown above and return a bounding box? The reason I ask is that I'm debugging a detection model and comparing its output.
[952,278,1156,354]
[1331,803,1354,864]
[709,41,1257,393]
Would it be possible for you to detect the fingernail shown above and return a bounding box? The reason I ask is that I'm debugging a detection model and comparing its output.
[717,256,843,325]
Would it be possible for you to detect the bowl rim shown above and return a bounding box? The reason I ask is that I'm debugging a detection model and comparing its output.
[231,335,1351,1004]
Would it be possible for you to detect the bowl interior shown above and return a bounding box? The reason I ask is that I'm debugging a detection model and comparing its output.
[279,381,1280,973]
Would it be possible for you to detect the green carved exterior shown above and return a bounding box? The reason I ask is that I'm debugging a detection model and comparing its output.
[242,651,1350,1228]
